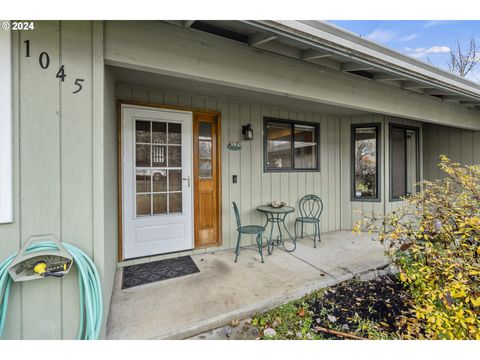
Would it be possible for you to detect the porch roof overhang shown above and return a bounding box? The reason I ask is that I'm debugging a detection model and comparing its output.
[246,21,480,105]
[184,20,480,108]
[104,21,480,130]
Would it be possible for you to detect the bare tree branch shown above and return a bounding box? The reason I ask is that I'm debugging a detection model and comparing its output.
[447,37,479,77]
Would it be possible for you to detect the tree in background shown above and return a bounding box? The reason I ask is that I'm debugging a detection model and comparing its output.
[447,38,479,77]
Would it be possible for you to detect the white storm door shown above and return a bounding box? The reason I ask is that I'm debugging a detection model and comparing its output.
[122,105,193,259]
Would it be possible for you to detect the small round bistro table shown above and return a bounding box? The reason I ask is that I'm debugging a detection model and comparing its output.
[256,205,296,255]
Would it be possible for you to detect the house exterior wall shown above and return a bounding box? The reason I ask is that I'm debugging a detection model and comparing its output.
[115,83,346,260]
[0,19,474,340]
[115,83,424,258]
[423,123,480,180]
[0,21,115,339]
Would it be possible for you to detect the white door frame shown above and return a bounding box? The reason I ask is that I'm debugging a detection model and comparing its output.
[120,104,194,260]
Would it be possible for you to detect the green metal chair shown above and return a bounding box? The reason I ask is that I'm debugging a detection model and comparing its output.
[294,195,324,248]
[232,202,265,263]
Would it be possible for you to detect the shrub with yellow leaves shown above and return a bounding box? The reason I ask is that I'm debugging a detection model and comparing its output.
[355,156,480,339]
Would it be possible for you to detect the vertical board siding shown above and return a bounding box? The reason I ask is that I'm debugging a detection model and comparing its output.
[239,104,252,245]
[423,123,480,181]
[0,21,106,339]
[116,82,427,242]
[20,21,62,340]
[228,103,241,247]
[59,21,94,339]
[339,116,352,230]
[116,83,345,250]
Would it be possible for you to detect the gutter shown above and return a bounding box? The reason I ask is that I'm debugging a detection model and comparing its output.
[242,20,480,102]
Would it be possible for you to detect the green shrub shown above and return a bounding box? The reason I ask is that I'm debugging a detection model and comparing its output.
[355,156,480,339]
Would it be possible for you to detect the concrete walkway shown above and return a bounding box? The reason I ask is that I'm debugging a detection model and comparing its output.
[106,231,389,340]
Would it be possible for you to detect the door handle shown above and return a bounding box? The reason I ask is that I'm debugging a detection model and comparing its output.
[182,176,191,188]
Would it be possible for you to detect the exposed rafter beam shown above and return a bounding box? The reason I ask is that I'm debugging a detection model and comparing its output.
[441,95,468,101]
[310,57,343,71]
[248,32,278,46]
[300,48,333,60]
[341,62,375,72]
[183,20,196,28]
[401,81,431,90]
[373,73,408,81]
[249,41,302,59]
[459,100,480,105]
[423,89,455,96]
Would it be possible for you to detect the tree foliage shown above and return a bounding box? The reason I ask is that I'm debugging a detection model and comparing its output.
[355,156,480,339]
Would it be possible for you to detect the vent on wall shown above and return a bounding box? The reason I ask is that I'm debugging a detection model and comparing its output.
[190,21,249,44]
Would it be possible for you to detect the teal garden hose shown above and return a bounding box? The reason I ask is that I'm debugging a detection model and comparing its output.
[0,241,102,339]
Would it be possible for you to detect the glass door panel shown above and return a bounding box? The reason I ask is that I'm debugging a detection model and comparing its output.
[135,119,183,216]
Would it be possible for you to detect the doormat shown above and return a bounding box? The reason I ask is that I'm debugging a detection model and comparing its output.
[121,256,200,289]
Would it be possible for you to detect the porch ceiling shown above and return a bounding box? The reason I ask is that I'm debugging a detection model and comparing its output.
[165,20,480,111]
[111,66,367,116]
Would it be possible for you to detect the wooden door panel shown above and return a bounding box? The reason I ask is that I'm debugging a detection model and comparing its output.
[193,113,221,248]
[199,190,214,243]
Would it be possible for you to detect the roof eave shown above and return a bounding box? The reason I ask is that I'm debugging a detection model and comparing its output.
[244,20,480,101]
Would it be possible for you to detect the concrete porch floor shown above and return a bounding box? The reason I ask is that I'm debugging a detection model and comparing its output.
[106,231,389,340]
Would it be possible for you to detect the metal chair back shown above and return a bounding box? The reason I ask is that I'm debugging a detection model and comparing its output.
[299,194,324,220]
[232,201,241,230]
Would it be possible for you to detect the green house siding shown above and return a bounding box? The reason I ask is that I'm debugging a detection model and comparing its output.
[423,123,480,181]
[1,20,479,340]
[0,21,115,339]
[115,83,346,253]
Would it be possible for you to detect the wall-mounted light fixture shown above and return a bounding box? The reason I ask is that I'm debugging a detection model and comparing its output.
[242,123,253,140]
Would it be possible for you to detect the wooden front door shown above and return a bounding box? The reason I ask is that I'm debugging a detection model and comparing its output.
[193,112,221,248]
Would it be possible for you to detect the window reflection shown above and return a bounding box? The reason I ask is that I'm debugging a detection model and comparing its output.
[135,119,183,216]
[353,126,378,199]
[390,125,419,200]
[266,122,292,169]
[199,122,213,179]
[265,119,319,171]
[294,124,317,169]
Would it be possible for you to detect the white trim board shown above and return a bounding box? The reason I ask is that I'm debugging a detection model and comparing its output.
[0,24,13,224]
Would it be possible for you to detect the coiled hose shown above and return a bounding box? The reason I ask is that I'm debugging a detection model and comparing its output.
[0,241,102,339]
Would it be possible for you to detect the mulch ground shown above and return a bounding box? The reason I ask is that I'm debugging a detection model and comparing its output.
[197,274,413,340]
[308,274,411,339]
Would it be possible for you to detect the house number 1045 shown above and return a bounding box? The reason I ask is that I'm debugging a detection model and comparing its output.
[24,40,85,94]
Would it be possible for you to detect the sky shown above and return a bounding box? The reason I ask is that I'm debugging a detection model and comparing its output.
[326,20,480,82]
